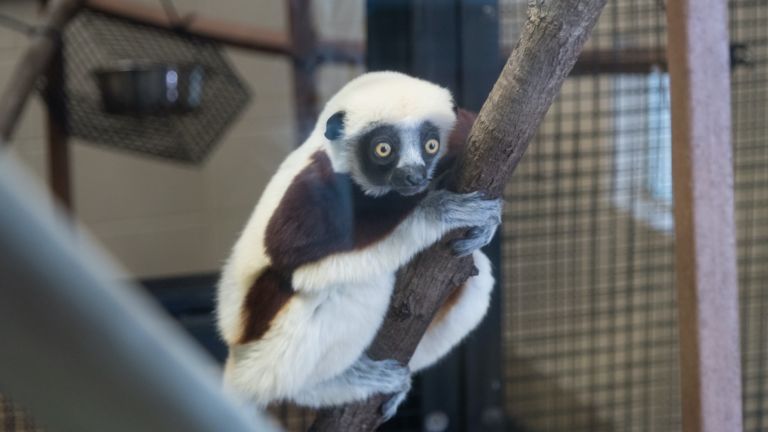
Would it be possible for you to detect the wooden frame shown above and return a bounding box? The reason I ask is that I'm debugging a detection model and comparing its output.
[666,0,743,431]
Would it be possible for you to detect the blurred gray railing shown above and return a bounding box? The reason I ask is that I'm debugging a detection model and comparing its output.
[0,151,278,432]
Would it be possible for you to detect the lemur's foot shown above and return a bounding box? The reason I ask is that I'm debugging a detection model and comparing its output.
[451,221,499,256]
[381,385,410,421]
[351,355,411,421]
[352,356,411,395]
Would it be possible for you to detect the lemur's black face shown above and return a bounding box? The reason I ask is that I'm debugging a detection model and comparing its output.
[325,110,445,196]
[354,122,442,196]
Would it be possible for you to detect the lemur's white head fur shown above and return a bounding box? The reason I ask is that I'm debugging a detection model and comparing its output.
[314,71,457,196]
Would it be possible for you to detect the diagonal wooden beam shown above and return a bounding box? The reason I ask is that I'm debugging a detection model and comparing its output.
[0,0,83,145]
[666,1,743,431]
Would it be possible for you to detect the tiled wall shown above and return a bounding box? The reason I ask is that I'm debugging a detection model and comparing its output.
[0,0,363,278]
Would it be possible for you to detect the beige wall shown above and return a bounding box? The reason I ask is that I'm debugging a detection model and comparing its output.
[0,0,363,278]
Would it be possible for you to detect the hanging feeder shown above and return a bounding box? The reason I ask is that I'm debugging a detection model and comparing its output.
[61,9,251,164]
[93,61,206,115]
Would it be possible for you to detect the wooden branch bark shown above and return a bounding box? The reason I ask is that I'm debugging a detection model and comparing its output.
[310,1,607,430]
[0,0,83,145]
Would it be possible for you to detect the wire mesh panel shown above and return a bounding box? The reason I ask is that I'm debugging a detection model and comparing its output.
[731,1,768,431]
[500,0,768,431]
[61,10,251,164]
[499,1,679,430]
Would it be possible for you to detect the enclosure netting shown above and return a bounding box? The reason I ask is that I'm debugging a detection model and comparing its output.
[500,0,767,431]
[60,10,251,164]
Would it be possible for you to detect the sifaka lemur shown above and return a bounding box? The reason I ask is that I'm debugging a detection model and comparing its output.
[216,71,500,420]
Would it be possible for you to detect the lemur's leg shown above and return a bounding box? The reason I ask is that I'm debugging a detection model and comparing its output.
[409,250,494,373]
[291,354,411,418]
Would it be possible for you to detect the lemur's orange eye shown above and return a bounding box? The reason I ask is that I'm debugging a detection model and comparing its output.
[425,139,440,154]
[374,142,392,158]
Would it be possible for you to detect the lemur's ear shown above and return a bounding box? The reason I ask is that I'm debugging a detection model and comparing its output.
[324,111,346,141]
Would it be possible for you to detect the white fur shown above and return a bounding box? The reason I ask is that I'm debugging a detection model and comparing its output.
[395,123,427,168]
[216,72,493,410]
[224,275,396,404]
[216,138,321,344]
[409,250,494,372]
[318,72,454,173]
[291,206,452,291]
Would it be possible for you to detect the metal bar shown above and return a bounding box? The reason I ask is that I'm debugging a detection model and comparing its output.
[43,45,72,210]
[666,0,743,431]
[569,47,667,76]
[0,0,82,145]
[85,0,291,55]
[0,155,279,432]
[86,0,363,66]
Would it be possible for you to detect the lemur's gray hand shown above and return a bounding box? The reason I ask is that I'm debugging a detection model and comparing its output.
[424,190,502,228]
[422,190,502,256]
[451,222,499,257]
[352,356,410,395]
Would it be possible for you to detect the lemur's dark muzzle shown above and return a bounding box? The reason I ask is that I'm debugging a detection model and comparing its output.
[391,166,428,194]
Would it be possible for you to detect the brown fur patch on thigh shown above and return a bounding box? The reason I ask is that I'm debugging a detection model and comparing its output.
[428,281,467,331]
[238,267,295,344]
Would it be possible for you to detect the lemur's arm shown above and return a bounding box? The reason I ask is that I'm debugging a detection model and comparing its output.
[263,152,500,291]
[290,189,500,291]
[265,109,498,292]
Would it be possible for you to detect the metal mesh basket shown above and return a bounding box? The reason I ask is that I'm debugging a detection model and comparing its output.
[60,9,251,164]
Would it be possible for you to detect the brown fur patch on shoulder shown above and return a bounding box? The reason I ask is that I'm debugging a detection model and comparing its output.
[264,151,355,272]
[436,108,477,189]
[265,149,425,270]
[447,108,477,158]
[428,281,467,331]
[238,267,295,344]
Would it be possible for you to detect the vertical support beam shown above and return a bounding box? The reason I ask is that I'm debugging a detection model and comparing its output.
[666,1,743,431]
[43,44,73,211]
[288,0,319,144]
[366,0,413,73]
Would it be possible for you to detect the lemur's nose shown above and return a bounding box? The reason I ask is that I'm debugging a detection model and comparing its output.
[405,174,423,186]
[393,165,427,190]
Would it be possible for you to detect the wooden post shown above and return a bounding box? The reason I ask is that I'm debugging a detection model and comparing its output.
[666,1,743,431]
[43,45,72,210]
[288,0,319,144]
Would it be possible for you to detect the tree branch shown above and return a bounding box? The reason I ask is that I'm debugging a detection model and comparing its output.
[311,1,607,430]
